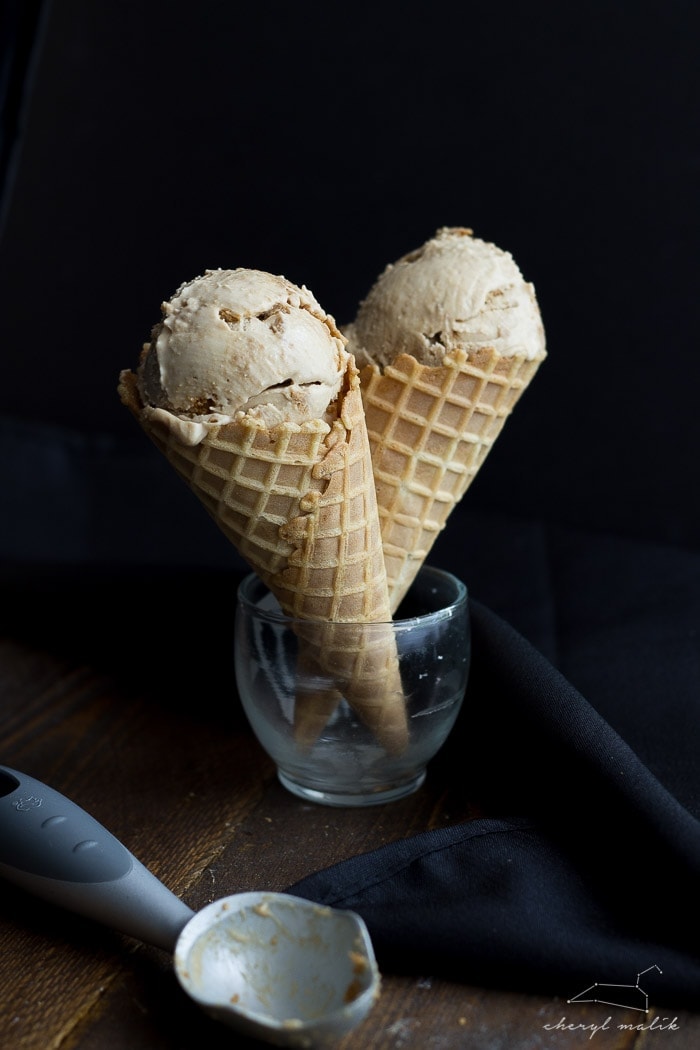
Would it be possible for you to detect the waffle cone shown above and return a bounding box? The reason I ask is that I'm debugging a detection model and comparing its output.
[118,360,408,753]
[359,345,546,612]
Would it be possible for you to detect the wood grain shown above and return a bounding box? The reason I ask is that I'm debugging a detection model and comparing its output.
[0,567,697,1049]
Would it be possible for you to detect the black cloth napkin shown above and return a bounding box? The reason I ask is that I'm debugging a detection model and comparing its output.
[289,563,700,1010]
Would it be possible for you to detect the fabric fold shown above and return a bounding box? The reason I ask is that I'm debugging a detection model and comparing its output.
[288,600,700,1009]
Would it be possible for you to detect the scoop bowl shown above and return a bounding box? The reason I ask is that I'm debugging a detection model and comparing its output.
[175,891,378,1045]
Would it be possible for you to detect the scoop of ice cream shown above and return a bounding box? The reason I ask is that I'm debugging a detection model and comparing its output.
[345,227,545,366]
[137,268,349,426]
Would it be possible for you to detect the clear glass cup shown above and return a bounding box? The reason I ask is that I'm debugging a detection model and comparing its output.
[234,565,470,807]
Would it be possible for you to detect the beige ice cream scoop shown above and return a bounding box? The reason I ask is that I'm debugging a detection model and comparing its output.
[345,227,547,612]
[138,267,349,428]
[347,226,545,367]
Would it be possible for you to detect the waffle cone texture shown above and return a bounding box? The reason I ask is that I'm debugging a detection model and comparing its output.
[359,345,546,612]
[118,359,408,753]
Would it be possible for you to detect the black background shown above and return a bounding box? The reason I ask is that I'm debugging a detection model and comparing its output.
[0,0,698,554]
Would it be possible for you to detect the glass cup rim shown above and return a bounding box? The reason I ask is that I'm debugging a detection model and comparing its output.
[236,564,468,630]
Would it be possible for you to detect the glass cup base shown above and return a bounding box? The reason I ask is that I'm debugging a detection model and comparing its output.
[235,565,470,808]
[277,768,427,808]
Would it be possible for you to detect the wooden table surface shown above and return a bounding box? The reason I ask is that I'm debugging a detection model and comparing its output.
[0,564,697,1049]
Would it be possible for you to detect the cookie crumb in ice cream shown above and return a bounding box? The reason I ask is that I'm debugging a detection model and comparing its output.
[137,268,349,427]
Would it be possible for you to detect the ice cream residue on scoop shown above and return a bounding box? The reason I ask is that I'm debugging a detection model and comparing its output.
[137,268,349,429]
[345,226,545,367]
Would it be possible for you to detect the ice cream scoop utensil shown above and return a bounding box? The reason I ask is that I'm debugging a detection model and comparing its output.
[0,766,380,1046]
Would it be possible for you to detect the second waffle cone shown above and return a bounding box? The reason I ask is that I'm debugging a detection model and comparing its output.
[360,345,546,613]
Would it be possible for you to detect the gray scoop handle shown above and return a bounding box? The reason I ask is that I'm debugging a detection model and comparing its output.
[0,766,194,952]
